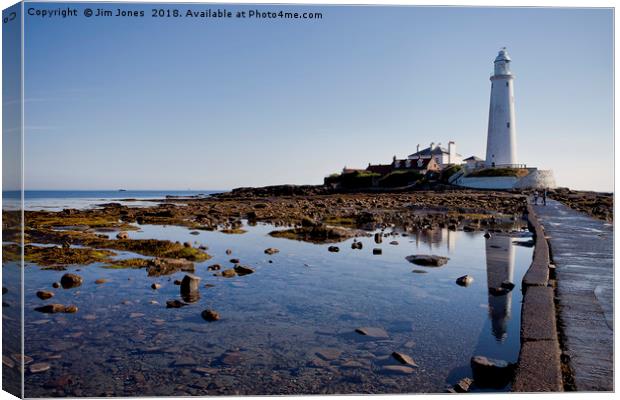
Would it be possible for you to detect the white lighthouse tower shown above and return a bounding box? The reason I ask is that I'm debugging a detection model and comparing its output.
[485,48,517,167]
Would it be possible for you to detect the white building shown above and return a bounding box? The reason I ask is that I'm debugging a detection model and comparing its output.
[485,48,518,167]
[407,141,463,168]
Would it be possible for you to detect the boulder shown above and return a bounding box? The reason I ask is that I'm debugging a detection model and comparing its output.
[470,355,514,388]
[405,255,449,267]
[60,273,83,289]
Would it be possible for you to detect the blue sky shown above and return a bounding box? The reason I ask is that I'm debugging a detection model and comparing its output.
[21,3,613,191]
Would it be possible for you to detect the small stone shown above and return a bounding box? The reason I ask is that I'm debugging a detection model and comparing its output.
[373,248,382,255]
[166,299,188,308]
[183,242,192,248]
[374,233,383,243]
[60,273,83,289]
[391,352,417,367]
[12,354,33,364]
[412,270,428,274]
[129,313,144,318]
[389,241,399,245]
[225,249,232,255]
[201,309,220,321]
[489,287,509,296]
[94,279,108,284]
[180,274,201,296]
[355,327,389,339]
[116,231,129,239]
[328,246,340,252]
[207,264,221,271]
[52,282,60,288]
[351,241,363,250]
[2,355,15,369]
[229,258,240,264]
[151,283,161,290]
[189,231,200,235]
[500,280,515,291]
[29,362,51,374]
[233,265,255,276]
[456,275,474,287]
[264,248,279,255]
[36,291,54,300]
[173,280,182,285]
[64,305,78,313]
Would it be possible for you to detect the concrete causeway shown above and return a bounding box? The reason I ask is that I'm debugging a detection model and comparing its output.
[533,199,613,391]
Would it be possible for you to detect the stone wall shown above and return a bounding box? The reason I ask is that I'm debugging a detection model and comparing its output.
[514,170,556,189]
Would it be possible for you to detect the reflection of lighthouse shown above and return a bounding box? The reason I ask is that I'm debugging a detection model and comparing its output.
[485,234,515,341]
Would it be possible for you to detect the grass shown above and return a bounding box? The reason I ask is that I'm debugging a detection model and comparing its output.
[3,244,117,266]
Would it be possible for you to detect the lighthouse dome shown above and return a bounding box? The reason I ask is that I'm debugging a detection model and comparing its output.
[494,48,511,63]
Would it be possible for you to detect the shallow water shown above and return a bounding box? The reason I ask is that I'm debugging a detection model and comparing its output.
[21,221,532,396]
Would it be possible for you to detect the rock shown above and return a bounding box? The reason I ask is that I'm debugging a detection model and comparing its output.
[351,241,363,250]
[374,233,383,243]
[456,275,474,287]
[36,291,54,300]
[207,264,221,271]
[221,269,236,278]
[463,225,476,232]
[147,258,194,276]
[52,282,60,289]
[411,269,428,274]
[225,249,232,255]
[229,258,240,264]
[60,273,83,289]
[64,305,78,313]
[315,348,342,361]
[355,327,389,339]
[201,309,220,321]
[264,248,279,255]
[381,365,414,375]
[29,362,51,374]
[484,232,491,239]
[173,280,182,285]
[501,280,515,291]
[2,355,14,369]
[116,231,129,239]
[151,283,161,290]
[233,265,255,276]
[94,278,108,284]
[328,246,340,252]
[405,255,449,267]
[373,248,382,255]
[340,360,366,369]
[391,352,417,367]
[11,354,33,365]
[180,274,201,297]
[389,241,399,245]
[189,231,200,235]
[34,304,76,313]
[453,377,473,393]
[183,242,192,248]
[470,355,514,387]
[166,299,188,308]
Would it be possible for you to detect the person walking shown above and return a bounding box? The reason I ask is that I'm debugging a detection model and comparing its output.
[542,188,547,206]
[533,190,539,205]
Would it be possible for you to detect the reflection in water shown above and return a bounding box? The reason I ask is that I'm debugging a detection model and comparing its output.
[413,228,457,252]
[485,235,515,341]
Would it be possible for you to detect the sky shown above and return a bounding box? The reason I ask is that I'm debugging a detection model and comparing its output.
[16,3,614,191]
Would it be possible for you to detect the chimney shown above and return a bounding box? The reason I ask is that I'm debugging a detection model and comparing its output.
[416,144,420,154]
[393,155,396,162]
[430,142,435,154]
[448,141,455,164]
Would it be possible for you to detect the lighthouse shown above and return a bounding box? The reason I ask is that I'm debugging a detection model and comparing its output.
[485,48,517,167]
